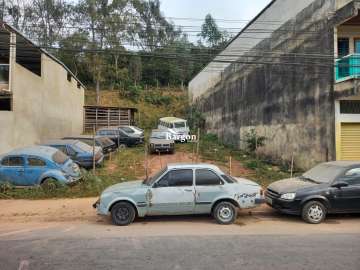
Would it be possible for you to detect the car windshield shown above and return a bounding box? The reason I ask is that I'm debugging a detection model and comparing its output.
[302,163,345,183]
[221,174,236,183]
[75,141,93,153]
[151,132,168,139]
[52,150,69,165]
[98,137,113,147]
[143,167,167,185]
[131,126,143,132]
[120,127,135,133]
[174,122,186,128]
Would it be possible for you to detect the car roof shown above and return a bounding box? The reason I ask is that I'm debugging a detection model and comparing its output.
[151,129,168,132]
[167,163,223,173]
[2,146,58,159]
[97,127,119,131]
[63,135,104,140]
[42,139,79,146]
[323,161,360,168]
[159,117,186,123]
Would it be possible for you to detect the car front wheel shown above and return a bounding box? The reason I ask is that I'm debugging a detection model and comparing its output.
[111,202,136,226]
[213,201,237,225]
[301,201,326,224]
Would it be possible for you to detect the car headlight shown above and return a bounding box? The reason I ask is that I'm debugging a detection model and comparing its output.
[280,193,296,200]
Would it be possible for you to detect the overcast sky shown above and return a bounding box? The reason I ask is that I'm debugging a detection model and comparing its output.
[160,0,272,30]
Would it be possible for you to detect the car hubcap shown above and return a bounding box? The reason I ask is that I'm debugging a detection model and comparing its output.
[116,207,130,221]
[308,205,323,222]
[219,206,233,222]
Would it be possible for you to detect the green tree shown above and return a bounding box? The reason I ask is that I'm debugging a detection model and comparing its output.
[199,14,225,47]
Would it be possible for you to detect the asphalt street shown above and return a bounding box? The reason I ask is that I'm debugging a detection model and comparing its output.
[1,232,359,270]
[0,214,359,270]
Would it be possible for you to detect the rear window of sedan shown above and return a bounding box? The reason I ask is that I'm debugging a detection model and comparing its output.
[75,141,93,153]
[98,137,114,147]
[52,151,69,165]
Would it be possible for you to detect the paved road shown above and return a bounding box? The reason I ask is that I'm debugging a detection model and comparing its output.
[0,230,359,270]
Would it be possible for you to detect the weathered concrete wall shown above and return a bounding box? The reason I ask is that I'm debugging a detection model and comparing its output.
[191,0,339,169]
[189,0,320,101]
[0,54,84,154]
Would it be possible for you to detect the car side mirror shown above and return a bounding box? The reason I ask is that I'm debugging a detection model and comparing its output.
[153,180,168,188]
[331,181,349,189]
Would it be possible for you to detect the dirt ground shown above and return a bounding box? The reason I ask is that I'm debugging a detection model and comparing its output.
[146,151,252,178]
[0,197,359,238]
[0,153,359,237]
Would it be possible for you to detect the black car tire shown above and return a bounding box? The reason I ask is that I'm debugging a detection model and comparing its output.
[213,201,237,225]
[111,202,136,226]
[301,201,327,224]
[41,178,60,190]
[119,144,127,149]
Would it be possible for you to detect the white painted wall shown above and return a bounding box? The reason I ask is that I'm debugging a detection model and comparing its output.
[0,53,84,154]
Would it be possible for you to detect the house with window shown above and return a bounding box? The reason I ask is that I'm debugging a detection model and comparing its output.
[0,22,85,154]
[189,0,360,169]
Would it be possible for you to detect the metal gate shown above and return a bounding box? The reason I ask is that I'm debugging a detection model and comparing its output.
[340,123,360,160]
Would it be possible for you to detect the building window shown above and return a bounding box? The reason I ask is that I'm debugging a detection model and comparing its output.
[340,100,360,114]
[338,38,349,57]
[355,39,360,54]
[0,93,11,111]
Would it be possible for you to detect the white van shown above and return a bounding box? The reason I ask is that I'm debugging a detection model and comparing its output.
[158,117,190,137]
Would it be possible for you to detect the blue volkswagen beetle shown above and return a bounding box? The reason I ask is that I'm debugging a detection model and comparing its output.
[0,146,81,187]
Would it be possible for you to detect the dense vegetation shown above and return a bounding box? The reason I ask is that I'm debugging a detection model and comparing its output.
[4,0,230,102]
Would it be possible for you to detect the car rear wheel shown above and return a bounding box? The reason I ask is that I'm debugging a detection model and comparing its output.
[302,201,327,224]
[213,201,237,225]
[111,202,136,226]
[41,178,60,190]
[119,144,127,149]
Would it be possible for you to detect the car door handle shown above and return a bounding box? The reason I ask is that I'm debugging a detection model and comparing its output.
[184,189,193,192]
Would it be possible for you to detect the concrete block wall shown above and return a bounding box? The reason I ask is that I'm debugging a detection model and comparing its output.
[190,0,339,169]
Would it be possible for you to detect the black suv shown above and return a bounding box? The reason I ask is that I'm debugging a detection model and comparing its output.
[96,127,141,148]
[266,161,360,224]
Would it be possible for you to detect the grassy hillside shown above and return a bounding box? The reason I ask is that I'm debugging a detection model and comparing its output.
[85,88,189,130]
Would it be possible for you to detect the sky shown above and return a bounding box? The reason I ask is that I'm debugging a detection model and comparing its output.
[160,0,272,39]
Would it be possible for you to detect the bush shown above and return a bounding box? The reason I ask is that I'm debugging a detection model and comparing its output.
[244,128,266,153]
[187,106,205,130]
[121,84,142,101]
[144,92,172,106]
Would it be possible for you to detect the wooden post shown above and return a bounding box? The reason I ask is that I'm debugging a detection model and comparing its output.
[290,154,294,178]
[158,151,162,168]
[196,128,200,163]
[229,156,232,176]
[144,145,148,180]
[92,126,96,174]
